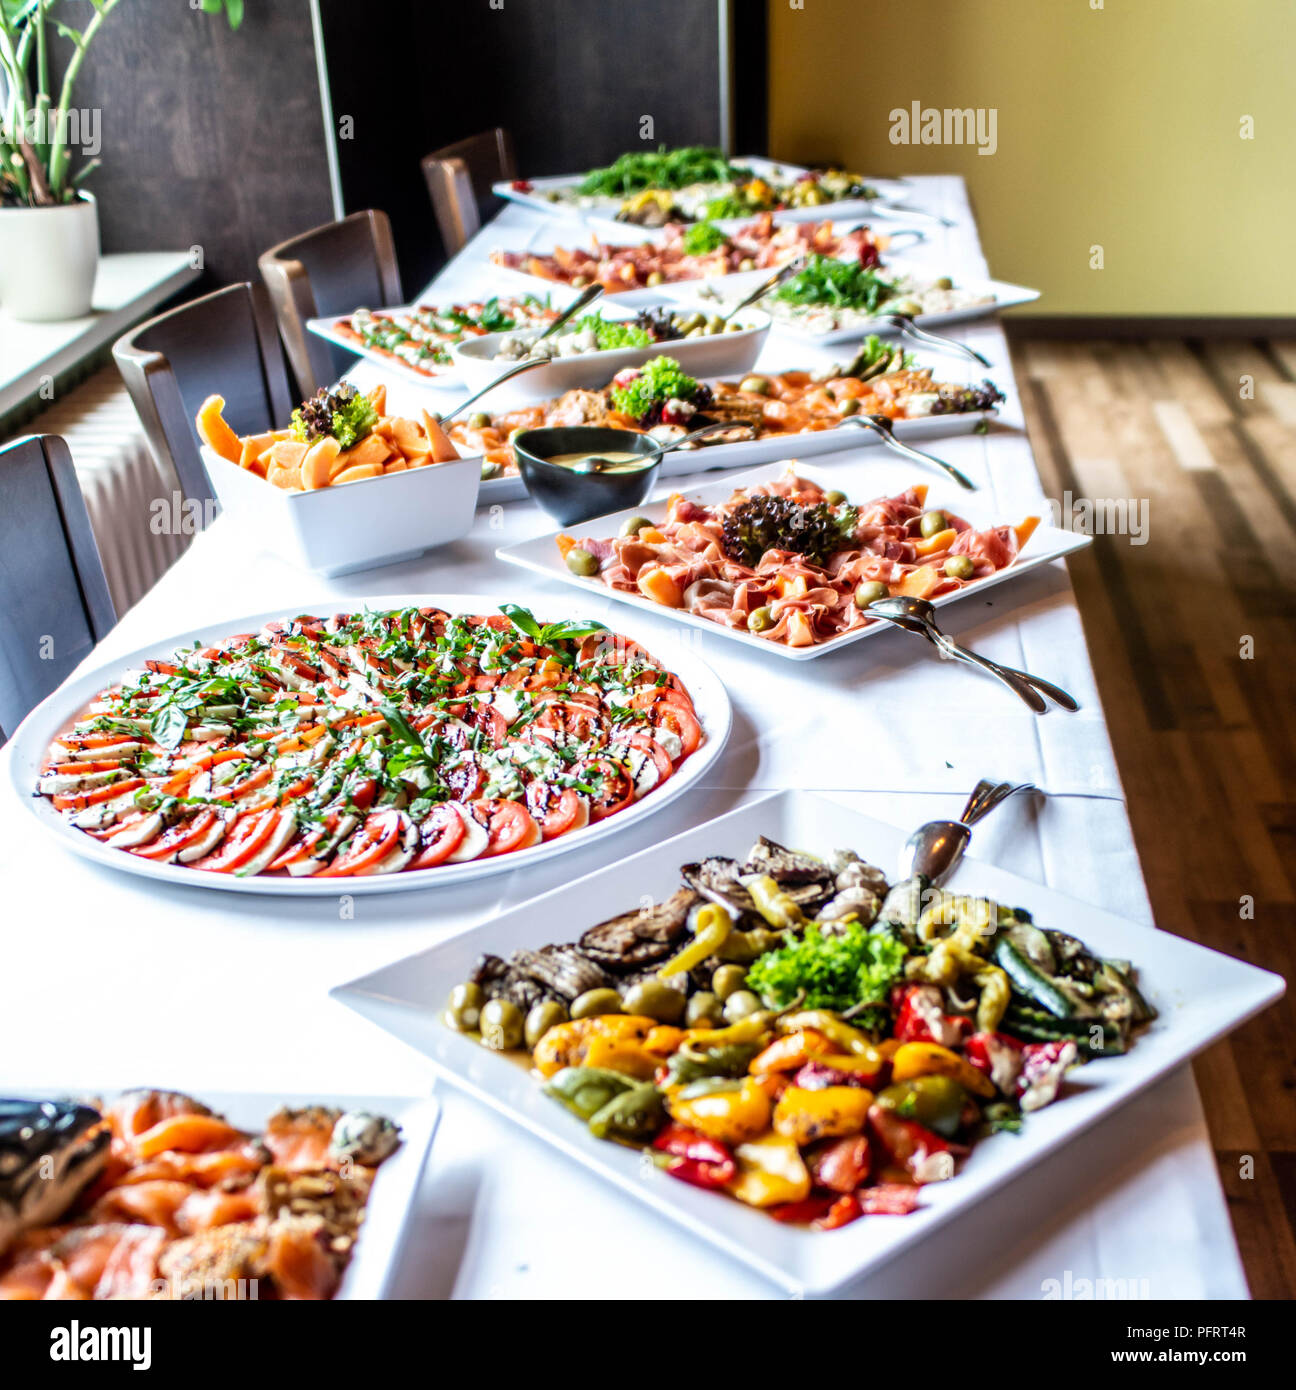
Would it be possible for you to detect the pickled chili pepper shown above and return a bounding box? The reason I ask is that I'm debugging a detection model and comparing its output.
[652,1122,736,1189]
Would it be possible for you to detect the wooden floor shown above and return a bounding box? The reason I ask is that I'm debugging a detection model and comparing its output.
[1013,336,1296,1299]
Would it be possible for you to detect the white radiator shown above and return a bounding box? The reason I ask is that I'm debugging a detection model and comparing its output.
[30,366,191,617]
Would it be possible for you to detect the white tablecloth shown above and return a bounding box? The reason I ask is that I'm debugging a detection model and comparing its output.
[0,178,1248,1299]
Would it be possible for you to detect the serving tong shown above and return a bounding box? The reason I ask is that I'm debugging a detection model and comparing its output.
[835,413,975,491]
[867,595,1079,714]
[899,779,1037,887]
[870,312,992,368]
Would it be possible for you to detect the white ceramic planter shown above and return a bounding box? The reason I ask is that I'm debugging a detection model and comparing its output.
[0,193,100,321]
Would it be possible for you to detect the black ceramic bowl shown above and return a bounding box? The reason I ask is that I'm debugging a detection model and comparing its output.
[513,427,661,526]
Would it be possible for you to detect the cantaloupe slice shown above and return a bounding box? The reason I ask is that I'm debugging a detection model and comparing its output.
[195,395,242,463]
[420,410,461,463]
[913,527,956,556]
[300,437,341,490]
[331,463,383,486]
[637,567,683,607]
[896,564,944,598]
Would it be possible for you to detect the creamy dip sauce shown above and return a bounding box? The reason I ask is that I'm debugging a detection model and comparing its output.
[545,451,650,473]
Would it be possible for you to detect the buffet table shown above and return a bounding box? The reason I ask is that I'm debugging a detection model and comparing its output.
[0,178,1249,1299]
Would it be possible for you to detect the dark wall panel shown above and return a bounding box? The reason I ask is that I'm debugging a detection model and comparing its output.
[319,0,724,292]
[60,0,333,286]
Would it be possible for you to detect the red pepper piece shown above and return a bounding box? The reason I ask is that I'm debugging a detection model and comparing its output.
[663,1155,736,1190]
[867,1103,956,1184]
[808,1135,872,1194]
[814,1194,863,1230]
[653,1123,736,1190]
[769,1196,834,1225]
[856,1183,923,1215]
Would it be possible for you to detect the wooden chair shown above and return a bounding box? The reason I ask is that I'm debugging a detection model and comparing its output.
[422,128,517,258]
[114,282,294,512]
[258,210,403,397]
[0,435,116,743]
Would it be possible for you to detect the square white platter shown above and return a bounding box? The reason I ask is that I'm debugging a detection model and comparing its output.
[331,790,1284,1296]
[496,457,1092,661]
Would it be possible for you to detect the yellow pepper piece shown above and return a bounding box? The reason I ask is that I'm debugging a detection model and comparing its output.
[890,1041,996,1098]
[725,1132,811,1208]
[748,1029,833,1075]
[531,1016,659,1079]
[657,902,732,978]
[772,1085,874,1145]
[744,874,804,929]
[776,1011,880,1059]
[666,1077,772,1146]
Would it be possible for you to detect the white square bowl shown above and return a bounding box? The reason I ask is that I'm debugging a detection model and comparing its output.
[201,444,482,577]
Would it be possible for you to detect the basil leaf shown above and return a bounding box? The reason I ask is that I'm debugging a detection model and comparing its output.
[499,603,543,641]
[150,703,189,749]
[538,618,608,644]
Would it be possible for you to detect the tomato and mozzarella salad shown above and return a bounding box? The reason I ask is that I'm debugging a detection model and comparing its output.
[36,606,706,879]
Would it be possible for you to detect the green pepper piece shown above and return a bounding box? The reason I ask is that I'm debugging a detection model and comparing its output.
[662,1040,760,1087]
[877,1076,967,1138]
[544,1066,637,1122]
[587,1083,664,1142]
[674,1077,746,1102]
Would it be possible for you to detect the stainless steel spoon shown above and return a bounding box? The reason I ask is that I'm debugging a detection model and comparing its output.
[534,281,605,343]
[837,413,976,491]
[873,312,992,368]
[867,595,1079,713]
[717,256,807,325]
[576,419,737,472]
[898,779,1037,886]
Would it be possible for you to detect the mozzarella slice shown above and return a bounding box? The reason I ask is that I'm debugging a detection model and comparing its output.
[38,768,129,796]
[103,812,163,849]
[232,812,300,877]
[355,815,419,875]
[444,803,488,862]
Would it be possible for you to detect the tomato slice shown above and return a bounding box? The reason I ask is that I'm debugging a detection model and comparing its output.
[315,810,403,877]
[577,758,636,821]
[629,689,701,758]
[227,764,272,799]
[475,799,542,856]
[627,733,673,782]
[535,701,607,743]
[526,784,590,840]
[445,758,488,802]
[408,804,468,869]
[52,778,144,812]
[192,809,280,872]
[131,809,219,861]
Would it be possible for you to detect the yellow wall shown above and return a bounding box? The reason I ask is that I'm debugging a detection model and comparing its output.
[767,0,1294,317]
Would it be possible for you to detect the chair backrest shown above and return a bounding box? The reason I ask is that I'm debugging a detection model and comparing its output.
[258,210,403,397]
[0,435,116,743]
[422,128,517,259]
[113,282,294,511]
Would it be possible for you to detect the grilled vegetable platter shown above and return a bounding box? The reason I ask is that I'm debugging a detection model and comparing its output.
[10,599,731,895]
[441,831,1155,1232]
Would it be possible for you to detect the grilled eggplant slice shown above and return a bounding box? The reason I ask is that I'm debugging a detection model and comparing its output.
[0,1099,109,1256]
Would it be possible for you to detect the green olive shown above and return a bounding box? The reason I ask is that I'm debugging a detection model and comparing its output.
[738,257,756,272]
[466,411,492,430]
[706,315,726,333]
[824,489,847,506]
[479,998,524,1050]
[570,988,625,1020]
[854,580,890,608]
[934,276,954,290]
[944,554,975,581]
[725,319,745,332]
[565,547,599,578]
[837,396,861,417]
[622,978,686,1024]
[570,274,589,289]
[739,375,771,396]
[620,515,653,538]
[646,270,665,286]
[919,510,948,539]
[525,1000,569,1050]
[445,982,484,1032]
[711,964,749,1001]
[685,991,723,1028]
[747,606,774,633]
[723,989,763,1023]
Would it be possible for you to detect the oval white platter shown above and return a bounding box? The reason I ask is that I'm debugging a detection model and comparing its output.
[6,595,732,897]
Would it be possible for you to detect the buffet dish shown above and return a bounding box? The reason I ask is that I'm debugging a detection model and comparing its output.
[307,292,566,387]
[494,148,906,227]
[331,791,1285,1293]
[9,598,731,894]
[451,347,1004,482]
[195,384,480,574]
[0,1088,437,1301]
[452,301,770,401]
[489,215,884,296]
[551,471,1036,649]
[497,461,1092,662]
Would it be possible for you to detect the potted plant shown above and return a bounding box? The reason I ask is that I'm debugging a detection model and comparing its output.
[0,0,242,321]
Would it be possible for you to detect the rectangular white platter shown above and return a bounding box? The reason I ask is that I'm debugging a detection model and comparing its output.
[674,257,1041,343]
[306,283,587,392]
[492,154,914,227]
[496,456,1090,661]
[0,1089,439,1300]
[331,789,1284,1297]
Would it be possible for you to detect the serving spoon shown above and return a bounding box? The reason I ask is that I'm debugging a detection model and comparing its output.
[716,256,808,325]
[872,312,992,368]
[573,419,737,472]
[438,283,607,425]
[836,413,976,491]
[898,779,1037,887]
[867,595,1079,713]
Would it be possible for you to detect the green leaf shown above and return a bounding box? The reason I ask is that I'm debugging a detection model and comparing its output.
[377,702,424,753]
[538,618,608,644]
[499,603,542,641]
[149,703,190,750]
[224,0,244,26]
